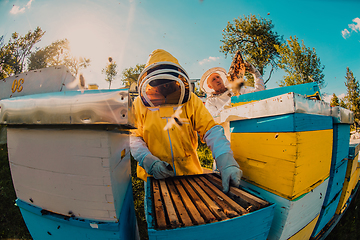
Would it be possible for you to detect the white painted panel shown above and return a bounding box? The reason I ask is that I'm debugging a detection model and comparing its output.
[7,128,131,221]
[10,163,112,201]
[15,185,116,220]
[241,178,329,240]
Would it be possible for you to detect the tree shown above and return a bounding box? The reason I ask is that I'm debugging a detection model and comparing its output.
[102,57,118,89]
[330,93,340,107]
[1,27,45,78]
[28,39,91,76]
[0,35,13,79]
[340,99,347,109]
[276,36,325,88]
[7,27,45,74]
[220,14,284,85]
[120,64,145,88]
[344,67,360,130]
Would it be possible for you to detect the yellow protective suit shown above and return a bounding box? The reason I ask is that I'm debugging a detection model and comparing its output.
[133,92,216,181]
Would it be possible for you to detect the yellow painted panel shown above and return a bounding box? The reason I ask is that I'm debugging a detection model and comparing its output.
[288,215,320,240]
[336,169,359,214]
[231,100,258,107]
[231,130,333,200]
[349,153,359,177]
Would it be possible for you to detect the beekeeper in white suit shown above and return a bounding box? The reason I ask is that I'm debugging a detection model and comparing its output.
[200,62,265,118]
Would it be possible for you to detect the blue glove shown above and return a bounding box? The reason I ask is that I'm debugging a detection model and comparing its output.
[216,153,243,193]
[141,154,174,179]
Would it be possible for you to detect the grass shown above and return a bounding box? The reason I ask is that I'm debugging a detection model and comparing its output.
[1,138,360,240]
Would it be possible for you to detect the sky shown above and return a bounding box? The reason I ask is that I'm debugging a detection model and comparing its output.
[0,0,359,102]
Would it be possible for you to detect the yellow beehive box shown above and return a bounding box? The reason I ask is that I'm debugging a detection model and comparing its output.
[231,113,333,200]
[335,145,360,214]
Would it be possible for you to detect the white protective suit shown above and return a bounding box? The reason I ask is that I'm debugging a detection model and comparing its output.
[201,64,265,118]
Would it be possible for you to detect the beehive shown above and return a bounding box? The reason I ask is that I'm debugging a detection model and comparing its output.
[241,178,329,240]
[145,174,275,240]
[230,112,333,200]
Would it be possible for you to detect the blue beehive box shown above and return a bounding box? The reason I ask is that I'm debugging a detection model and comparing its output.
[144,174,275,240]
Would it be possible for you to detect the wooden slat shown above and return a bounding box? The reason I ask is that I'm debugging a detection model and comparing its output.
[159,180,180,228]
[179,178,217,223]
[206,174,268,208]
[152,179,167,229]
[166,180,193,227]
[173,179,205,225]
[200,176,247,215]
[193,177,239,218]
[187,177,228,220]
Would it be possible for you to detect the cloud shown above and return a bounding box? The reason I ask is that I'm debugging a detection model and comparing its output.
[342,17,360,39]
[342,29,351,39]
[10,0,33,15]
[349,17,360,32]
[10,5,25,14]
[199,56,220,65]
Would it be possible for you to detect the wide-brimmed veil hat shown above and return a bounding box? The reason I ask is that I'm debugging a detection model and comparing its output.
[137,49,191,107]
[200,67,228,94]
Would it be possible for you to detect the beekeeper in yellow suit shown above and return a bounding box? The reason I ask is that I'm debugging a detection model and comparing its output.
[130,49,242,192]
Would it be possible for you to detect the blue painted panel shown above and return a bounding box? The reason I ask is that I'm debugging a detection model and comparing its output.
[231,82,320,104]
[311,190,342,237]
[323,159,347,206]
[331,124,350,169]
[147,204,275,240]
[348,142,360,160]
[230,113,332,133]
[16,181,137,240]
[144,177,275,240]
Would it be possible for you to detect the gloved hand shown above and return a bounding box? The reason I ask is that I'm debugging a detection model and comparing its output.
[141,154,174,179]
[216,153,243,193]
[244,61,261,76]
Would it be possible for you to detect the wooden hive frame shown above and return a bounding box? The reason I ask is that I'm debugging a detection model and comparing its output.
[150,174,270,230]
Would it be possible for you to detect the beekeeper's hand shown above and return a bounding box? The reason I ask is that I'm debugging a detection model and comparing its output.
[216,153,243,193]
[142,154,174,179]
[244,61,260,76]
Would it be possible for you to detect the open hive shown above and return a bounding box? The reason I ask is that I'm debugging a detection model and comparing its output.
[149,174,271,230]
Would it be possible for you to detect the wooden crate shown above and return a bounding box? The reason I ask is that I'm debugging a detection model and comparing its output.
[7,128,131,221]
[230,113,333,200]
[145,174,275,240]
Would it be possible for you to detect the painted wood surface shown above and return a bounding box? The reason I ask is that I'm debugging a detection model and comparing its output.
[311,189,342,237]
[336,148,360,214]
[288,215,319,240]
[240,178,329,240]
[231,82,320,105]
[231,130,332,200]
[15,181,138,240]
[322,159,347,207]
[144,176,275,240]
[331,124,350,169]
[7,128,131,221]
[230,113,333,133]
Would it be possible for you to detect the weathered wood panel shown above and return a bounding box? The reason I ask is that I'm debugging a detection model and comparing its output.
[230,113,332,133]
[231,130,332,200]
[311,189,342,237]
[288,215,319,240]
[241,178,328,240]
[150,175,271,230]
[7,128,131,221]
